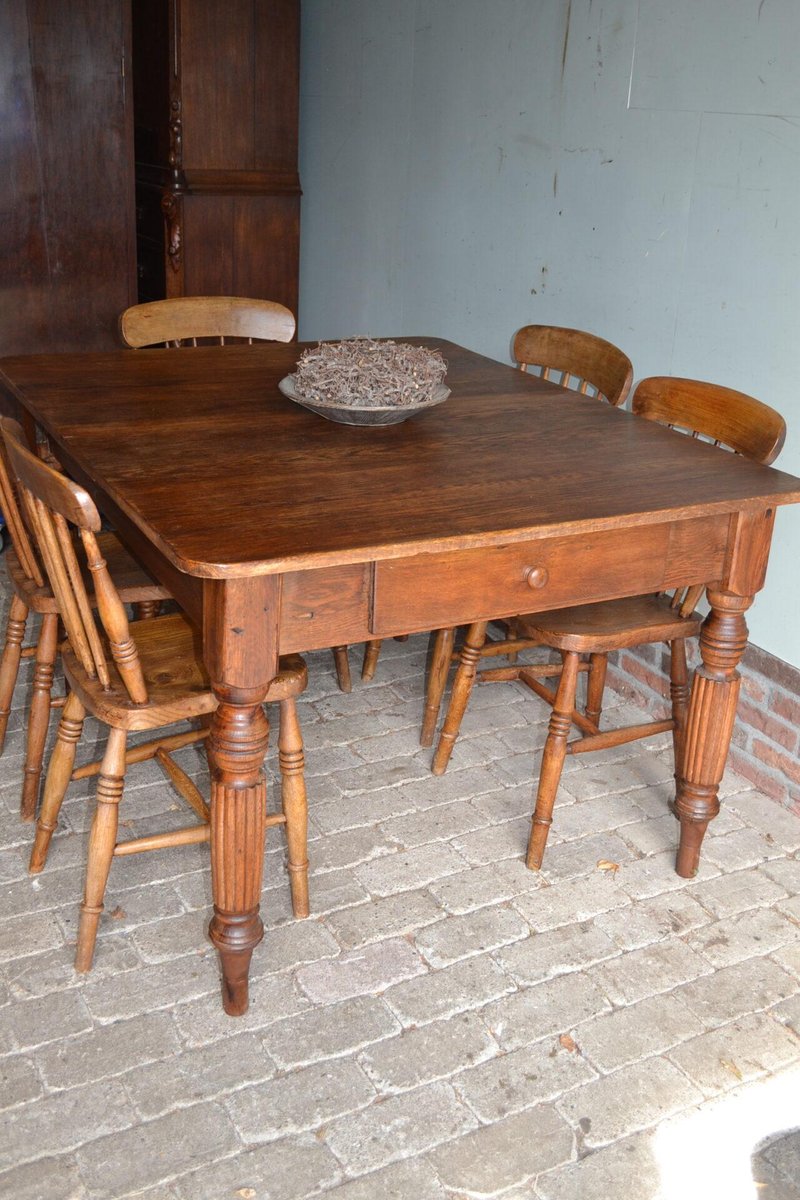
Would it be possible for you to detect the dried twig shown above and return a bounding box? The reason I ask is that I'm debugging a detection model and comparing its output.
[292,339,447,408]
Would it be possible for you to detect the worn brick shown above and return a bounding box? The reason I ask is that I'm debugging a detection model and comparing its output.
[556,1056,702,1148]
[617,848,719,900]
[669,1011,800,1095]
[0,1079,134,1172]
[688,866,788,918]
[0,1155,87,1200]
[594,890,710,951]
[577,991,704,1072]
[675,956,798,1029]
[296,937,426,1005]
[450,817,533,866]
[172,971,311,1049]
[11,988,93,1053]
[226,1058,376,1143]
[590,938,711,1006]
[536,1130,662,1200]
[261,995,400,1071]
[5,938,141,1003]
[124,1032,277,1119]
[174,1136,342,1200]
[434,1103,574,1193]
[427,858,545,915]
[726,791,800,851]
[315,1157,446,1200]
[483,972,611,1051]
[354,842,467,897]
[497,921,619,988]
[454,1037,597,1122]
[384,953,515,1027]
[0,1054,43,1110]
[38,1011,179,1092]
[77,1101,238,1195]
[82,954,217,1024]
[358,1011,497,1093]
[0,910,64,964]
[324,1081,476,1175]
[310,824,399,874]
[688,905,800,969]
[513,873,629,932]
[380,799,489,848]
[414,904,529,968]
[324,889,442,950]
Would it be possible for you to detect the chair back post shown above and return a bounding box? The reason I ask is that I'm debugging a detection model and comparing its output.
[0,425,46,587]
[0,419,149,705]
[119,296,296,348]
[632,377,786,466]
[512,324,633,408]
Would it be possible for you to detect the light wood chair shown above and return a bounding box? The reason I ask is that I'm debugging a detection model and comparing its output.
[426,326,633,757]
[119,295,354,695]
[0,433,170,821]
[435,377,786,871]
[1,418,310,972]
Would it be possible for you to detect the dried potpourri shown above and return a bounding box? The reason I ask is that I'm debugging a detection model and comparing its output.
[292,339,447,408]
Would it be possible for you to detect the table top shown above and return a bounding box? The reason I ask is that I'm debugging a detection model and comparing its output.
[2,338,799,578]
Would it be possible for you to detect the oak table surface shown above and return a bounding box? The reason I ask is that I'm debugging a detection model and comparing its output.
[2,338,799,1015]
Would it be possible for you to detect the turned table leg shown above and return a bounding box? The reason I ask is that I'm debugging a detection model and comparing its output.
[204,577,278,1016]
[674,589,751,878]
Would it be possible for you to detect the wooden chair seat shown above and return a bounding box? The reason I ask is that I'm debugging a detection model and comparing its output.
[1,417,311,974]
[518,594,703,653]
[433,375,786,875]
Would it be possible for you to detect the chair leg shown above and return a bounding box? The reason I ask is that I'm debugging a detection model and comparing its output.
[432,621,488,775]
[332,646,352,693]
[21,613,59,821]
[527,651,581,870]
[420,627,455,747]
[361,640,382,682]
[585,653,608,726]
[669,638,690,778]
[278,697,309,918]
[506,617,520,665]
[0,594,28,754]
[133,600,161,619]
[29,692,86,873]
[75,727,127,973]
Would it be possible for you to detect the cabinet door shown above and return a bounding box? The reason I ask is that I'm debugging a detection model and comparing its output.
[0,1,136,354]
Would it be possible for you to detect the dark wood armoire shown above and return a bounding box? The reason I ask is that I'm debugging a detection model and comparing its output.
[132,0,300,313]
[0,0,300,358]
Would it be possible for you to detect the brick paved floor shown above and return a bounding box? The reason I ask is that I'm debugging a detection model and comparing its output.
[0,584,798,1199]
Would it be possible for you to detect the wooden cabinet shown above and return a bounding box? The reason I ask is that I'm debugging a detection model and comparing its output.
[0,1,137,355]
[132,0,300,314]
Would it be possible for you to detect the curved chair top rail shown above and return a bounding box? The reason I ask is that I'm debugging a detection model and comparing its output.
[512,324,633,408]
[633,376,786,466]
[119,296,296,348]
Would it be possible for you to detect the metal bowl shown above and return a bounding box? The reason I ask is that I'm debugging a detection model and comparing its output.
[278,376,450,426]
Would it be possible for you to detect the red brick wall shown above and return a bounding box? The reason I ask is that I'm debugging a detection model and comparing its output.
[605,640,800,818]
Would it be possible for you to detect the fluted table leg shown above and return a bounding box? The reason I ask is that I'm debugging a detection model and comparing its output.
[674,589,751,878]
[204,577,279,1016]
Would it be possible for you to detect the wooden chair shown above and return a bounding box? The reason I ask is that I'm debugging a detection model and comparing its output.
[434,378,786,871]
[1,418,309,972]
[0,433,170,821]
[119,295,354,695]
[425,326,633,756]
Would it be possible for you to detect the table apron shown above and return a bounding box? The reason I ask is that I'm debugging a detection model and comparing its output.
[279,512,733,650]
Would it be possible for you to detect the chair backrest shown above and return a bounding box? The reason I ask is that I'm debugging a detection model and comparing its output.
[512,325,633,407]
[0,419,148,704]
[0,428,46,589]
[632,376,786,616]
[632,376,786,466]
[119,296,296,348]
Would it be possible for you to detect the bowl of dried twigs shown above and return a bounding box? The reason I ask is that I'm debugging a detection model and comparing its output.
[279,338,449,426]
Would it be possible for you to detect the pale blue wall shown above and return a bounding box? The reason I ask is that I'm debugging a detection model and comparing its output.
[299,0,800,666]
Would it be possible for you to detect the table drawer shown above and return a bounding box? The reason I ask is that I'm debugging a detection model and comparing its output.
[371,514,730,636]
[280,563,371,652]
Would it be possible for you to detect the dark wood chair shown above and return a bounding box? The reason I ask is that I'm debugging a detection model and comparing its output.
[119,295,354,695]
[0,433,170,821]
[426,326,633,756]
[1,418,310,972]
[434,377,786,871]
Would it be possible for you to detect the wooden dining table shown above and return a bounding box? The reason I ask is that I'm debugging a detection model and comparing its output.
[2,337,799,1016]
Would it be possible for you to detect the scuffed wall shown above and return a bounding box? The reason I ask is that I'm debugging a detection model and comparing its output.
[299,0,800,666]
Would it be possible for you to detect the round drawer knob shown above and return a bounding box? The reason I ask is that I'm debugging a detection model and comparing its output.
[523,565,549,589]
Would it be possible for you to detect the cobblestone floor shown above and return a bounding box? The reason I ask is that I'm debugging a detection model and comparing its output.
[0,589,799,1199]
